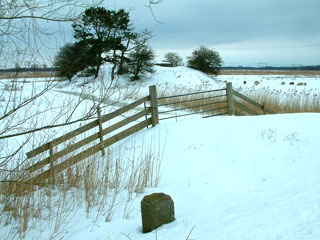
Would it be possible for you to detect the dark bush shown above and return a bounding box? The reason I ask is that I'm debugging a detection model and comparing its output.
[127,45,155,81]
[187,46,223,75]
[54,43,90,81]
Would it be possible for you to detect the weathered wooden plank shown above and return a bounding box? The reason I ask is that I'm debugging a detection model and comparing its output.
[27,109,151,173]
[28,132,100,173]
[234,110,242,116]
[158,88,226,100]
[26,143,50,159]
[48,142,55,185]
[26,119,99,158]
[263,105,275,114]
[97,106,105,156]
[234,100,260,115]
[27,118,152,184]
[233,90,263,110]
[233,90,275,114]
[101,96,149,123]
[102,108,151,137]
[26,96,149,159]
[27,157,49,173]
[28,143,102,185]
[103,118,152,147]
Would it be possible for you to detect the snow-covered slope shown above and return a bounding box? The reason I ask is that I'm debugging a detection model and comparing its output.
[14,113,319,240]
[149,66,223,86]
[116,65,224,87]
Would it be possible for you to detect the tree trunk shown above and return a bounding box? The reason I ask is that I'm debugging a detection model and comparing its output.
[118,38,131,75]
[94,65,100,79]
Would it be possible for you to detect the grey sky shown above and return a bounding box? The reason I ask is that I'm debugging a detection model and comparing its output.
[102,0,320,66]
[47,0,319,67]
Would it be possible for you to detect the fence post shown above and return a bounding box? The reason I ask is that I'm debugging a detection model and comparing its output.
[49,142,55,185]
[262,102,266,115]
[226,82,234,115]
[97,106,105,156]
[149,85,159,127]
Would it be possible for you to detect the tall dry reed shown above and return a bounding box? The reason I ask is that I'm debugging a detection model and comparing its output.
[0,131,165,239]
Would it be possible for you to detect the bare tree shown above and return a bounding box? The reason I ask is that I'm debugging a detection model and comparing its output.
[0,1,104,68]
[0,0,165,174]
[0,0,107,171]
[164,52,183,67]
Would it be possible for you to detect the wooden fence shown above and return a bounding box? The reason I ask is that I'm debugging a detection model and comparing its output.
[157,88,229,120]
[226,82,274,116]
[24,83,273,186]
[25,86,159,185]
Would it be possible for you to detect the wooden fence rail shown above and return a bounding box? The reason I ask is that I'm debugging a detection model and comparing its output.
[233,89,274,115]
[25,86,158,185]
[23,83,273,186]
[157,88,229,120]
[226,82,274,116]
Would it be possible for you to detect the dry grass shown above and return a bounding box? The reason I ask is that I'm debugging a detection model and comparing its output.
[234,87,320,114]
[156,85,229,118]
[0,132,165,239]
[0,71,57,80]
[219,69,320,76]
[155,84,320,119]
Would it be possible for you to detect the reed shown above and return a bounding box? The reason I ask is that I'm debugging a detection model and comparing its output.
[155,85,320,116]
[219,69,320,76]
[0,131,165,239]
[236,87,320,114]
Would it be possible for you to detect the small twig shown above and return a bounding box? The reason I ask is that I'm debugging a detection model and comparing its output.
[120,232,132,240]
[145,0,164,24]
[186,225,195,240]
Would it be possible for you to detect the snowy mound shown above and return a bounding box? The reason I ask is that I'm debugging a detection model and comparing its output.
[62,64,224,92]
[150,66,223,87]
[115,65,224,89]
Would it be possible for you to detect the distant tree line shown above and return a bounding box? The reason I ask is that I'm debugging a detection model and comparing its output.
[0,67,57,73]
[221,65,320,71]
[2,64,319,74]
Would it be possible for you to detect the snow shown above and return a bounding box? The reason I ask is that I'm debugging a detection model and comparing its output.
[156,114,320,239]
[1,66,320,239]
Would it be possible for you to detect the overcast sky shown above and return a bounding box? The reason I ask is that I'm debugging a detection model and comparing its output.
[50,0,320,67]
[99,0,320,67]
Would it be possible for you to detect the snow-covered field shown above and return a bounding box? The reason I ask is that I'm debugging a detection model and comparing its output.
[1,66,320,239]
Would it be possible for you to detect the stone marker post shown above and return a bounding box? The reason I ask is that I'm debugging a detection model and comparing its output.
[141,193,175,233]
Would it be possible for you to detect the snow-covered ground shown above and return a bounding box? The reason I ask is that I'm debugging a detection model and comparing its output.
[1,66,320,239]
